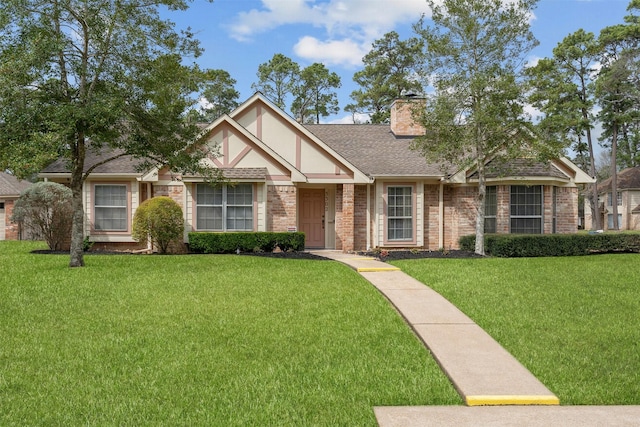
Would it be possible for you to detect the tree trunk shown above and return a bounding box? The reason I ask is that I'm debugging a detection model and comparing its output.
[475,157,486,256]
[611,122,619,230]
[586,128,601,230]
[69,137,86,268]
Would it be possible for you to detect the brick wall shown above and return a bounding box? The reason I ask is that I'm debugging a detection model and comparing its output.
[496,185,510,233]
[3,199,19,240]
[341,184,355,252]
[423,185,440,250]
[555,187,578,233]
[390,99,426,136]
[335,185,343,250]
[152,185,184,209]
[353,185,367,251]
[267,185,297,232]
[445,186,476,250]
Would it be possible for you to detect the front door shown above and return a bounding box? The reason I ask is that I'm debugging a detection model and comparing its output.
[300,189,325,248]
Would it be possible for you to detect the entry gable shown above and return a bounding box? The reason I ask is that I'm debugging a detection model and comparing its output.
[230,93,371,184]
[198,115,306,183]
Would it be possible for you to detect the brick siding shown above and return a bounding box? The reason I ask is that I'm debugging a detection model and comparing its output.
[267,185,297,232]
[3,199,19,240]
[353,185,368,251]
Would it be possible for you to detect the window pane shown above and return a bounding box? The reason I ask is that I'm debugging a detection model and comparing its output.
[95,207,127,231]
[608,214,623,229]
[197,184,252,231]
[197,206,222,230]
[196,184,222,206]
[226,206,253,231]
[95,185,126,207]
[94,185,127,231]
[485,186,497,217]
[227,184,253,206]
[388,218,412,240]
[485,217,496,234]
[511,218,542,234]
[510,185,542,234]
[387,186,413,241]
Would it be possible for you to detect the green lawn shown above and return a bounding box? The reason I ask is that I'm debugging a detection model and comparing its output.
[0,241,461,426]
[392,254,640,405]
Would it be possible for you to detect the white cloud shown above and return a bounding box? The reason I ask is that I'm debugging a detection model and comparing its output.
[325,112,371,124]
[293,36,368,67]
[525,56,541,68]
[227,0,430,66]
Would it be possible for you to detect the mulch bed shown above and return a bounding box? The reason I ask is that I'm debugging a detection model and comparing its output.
[356,250,484,262]
[31,249,483,261]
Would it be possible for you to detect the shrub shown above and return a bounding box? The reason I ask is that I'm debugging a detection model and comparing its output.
[11,182,73,251]
[459,233,640,257]
[188,232,305,254]
[132,197,184,254]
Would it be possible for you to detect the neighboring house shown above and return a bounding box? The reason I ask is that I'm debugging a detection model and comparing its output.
[584,166,640,231]
[0,172,32,240]
[39,93,593,252]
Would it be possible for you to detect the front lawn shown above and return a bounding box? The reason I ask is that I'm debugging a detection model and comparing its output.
[392,254,640,405]
[0,241,461,426]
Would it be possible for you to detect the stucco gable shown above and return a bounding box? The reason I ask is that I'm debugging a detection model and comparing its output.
[229,93,371,184]
[198,115,306,183]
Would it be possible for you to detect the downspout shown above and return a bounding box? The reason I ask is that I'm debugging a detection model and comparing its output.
[439,180,444,249]
[366,183,371,250]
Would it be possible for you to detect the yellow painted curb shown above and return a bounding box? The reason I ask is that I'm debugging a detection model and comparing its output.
[466,395,560,406]
[356,267,401,272]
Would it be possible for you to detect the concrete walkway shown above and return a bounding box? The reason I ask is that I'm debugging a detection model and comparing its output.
[311,251,640,426]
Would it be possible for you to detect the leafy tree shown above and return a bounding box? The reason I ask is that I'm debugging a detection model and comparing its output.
[292,63,341,124]
[198,69,240,122]
[11,182,73,251]
[412,0,540,255]
[525,29,602,229]
[349,31,424,124]
[251,53,300,110]
[132,196,184,254]
[0,0,219,267]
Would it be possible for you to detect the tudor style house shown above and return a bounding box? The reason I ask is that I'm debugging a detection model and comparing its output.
[584,166,640,231]
[39,93,594,252]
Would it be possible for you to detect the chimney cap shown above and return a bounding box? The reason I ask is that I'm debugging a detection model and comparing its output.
[400,89,422,98]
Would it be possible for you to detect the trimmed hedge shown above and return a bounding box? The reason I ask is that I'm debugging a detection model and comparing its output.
[188,232,306,254]
[459,233,640,257]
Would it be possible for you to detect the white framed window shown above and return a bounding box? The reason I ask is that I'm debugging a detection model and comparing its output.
[387,186,413,241]
[484,186,497,233]
[607,191,622,207]
[510,185,543,234]
[608,213,622,229]
[94,184,128,231]
[196,183,253,231]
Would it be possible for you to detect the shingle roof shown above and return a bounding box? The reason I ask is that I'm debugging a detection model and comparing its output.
[41,148,146,174]
[598,167,640,192]
[220,168,268,180]
[468,158,569,180]
[304,124,450,177]
[0,172,32,197]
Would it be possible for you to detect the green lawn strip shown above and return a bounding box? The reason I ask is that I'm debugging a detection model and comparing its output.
[391,255,640,405]
[0,242,460,426]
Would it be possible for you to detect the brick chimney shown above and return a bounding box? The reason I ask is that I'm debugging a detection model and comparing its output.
[390,98,426,137]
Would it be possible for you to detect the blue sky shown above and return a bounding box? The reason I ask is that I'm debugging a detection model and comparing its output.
[165,0,633,123]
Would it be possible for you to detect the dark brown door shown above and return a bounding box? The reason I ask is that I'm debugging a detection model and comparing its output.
[300,189,325,248]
